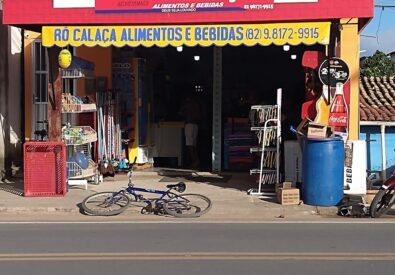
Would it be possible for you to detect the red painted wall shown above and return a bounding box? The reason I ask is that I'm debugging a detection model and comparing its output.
[3,0,373,25]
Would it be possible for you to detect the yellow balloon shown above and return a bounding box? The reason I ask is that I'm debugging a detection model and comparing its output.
[58,49,72,69]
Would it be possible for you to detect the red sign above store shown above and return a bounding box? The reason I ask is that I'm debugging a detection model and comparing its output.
[3,0,373,25]
[95,0,319,14]
[54,0,95,8]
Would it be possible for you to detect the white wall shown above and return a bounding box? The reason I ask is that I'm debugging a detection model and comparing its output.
[0,11,23,181]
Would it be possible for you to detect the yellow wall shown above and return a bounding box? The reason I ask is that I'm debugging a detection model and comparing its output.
[75,46,112,95]
[339,18,360,140]
[23,31,42,141]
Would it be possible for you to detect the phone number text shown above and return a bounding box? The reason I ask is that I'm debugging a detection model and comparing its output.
[245,27,320,40]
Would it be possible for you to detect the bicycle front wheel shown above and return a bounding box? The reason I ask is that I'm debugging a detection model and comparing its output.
[370,188,395,218]
[163,194,212,218]
[81,192,130,216]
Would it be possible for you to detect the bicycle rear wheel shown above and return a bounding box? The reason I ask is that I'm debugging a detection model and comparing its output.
[370,188,395,218]
[81,192,130,216]
[163,194,212,218]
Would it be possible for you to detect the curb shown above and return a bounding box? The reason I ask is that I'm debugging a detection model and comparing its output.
[315,206,339,216]
[0,206,145,215]
[0,207,79,214]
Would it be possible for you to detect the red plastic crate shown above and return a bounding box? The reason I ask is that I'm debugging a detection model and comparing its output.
[24,142,66,197]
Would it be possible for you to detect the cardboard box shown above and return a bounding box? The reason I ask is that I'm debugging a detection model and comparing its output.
[296,118,311,137]
[277,187,300,205]
[275,181,296,193]
[307,122,327,138]
[282,181,294,188]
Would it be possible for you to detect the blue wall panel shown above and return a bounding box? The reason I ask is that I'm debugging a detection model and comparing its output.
[360,126,395,177]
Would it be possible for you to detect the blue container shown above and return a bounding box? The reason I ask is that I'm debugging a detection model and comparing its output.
[302,137,344,206]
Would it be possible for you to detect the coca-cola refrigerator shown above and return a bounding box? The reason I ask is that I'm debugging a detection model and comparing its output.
[343,140,367,195]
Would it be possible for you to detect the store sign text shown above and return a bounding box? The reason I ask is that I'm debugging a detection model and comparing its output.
[95,0,318,13]
[42,23,330,48]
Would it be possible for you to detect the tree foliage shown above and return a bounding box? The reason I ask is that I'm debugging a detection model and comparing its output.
[360,50,395,77]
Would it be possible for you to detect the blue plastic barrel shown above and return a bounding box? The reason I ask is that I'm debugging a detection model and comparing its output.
[302,137,344,206]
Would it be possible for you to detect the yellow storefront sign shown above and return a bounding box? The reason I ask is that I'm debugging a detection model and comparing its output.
[42,22,330,48]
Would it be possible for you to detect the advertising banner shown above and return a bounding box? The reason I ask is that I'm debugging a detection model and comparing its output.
[42,22,330,48]
[318,57,350,137]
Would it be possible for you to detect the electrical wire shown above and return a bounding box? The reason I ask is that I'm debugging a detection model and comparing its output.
[376,7,384,45]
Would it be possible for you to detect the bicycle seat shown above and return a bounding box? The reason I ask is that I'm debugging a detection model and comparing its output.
[166,182,186,193]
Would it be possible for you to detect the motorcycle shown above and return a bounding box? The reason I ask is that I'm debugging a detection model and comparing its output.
[370,170,395,218]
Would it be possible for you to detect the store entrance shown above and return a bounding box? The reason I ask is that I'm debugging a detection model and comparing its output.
[112,43,325,172]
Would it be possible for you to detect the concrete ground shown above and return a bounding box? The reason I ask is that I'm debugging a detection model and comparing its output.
[0,169,377,222]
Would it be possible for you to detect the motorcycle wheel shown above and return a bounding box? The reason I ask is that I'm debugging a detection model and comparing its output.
[370,188,395,218]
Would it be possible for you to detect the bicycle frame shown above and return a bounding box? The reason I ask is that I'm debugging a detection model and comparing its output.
[109,161,181,208]
[125,186,169,200]
[108,180,180,207]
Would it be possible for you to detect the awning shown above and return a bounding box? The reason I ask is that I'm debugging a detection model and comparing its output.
[42,22,330,48]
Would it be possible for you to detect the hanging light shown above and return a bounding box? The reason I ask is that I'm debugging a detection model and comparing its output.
[177,46,183,52]
[291,54,297,60]
[194,55,200,61]
[283,45,290,52]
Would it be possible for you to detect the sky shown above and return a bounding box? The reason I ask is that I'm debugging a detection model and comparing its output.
[360,0,395,56]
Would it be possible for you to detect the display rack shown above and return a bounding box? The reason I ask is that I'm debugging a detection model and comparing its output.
[62,125,97,145]
[61,68,95,79]
[66,160,99,190]
[62,94,97,113]
[249,88,282,196]
[61,58,100,189]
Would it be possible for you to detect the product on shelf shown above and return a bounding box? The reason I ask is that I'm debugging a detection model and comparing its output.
[62,126,97,145]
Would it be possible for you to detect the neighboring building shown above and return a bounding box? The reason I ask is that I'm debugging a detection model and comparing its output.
[389,51,395,64]
[360,76,395,179]
[0,2,23,181]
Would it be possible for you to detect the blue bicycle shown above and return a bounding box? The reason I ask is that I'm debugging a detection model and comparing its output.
[81,163,212,218]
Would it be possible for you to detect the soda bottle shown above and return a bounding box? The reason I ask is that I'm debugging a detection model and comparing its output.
[328,82,348,133]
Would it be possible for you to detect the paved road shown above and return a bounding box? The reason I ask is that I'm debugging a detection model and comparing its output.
[0,222,394,275]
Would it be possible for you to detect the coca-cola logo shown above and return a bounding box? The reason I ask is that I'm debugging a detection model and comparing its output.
[329,113,347,126]
[329,116,347,124]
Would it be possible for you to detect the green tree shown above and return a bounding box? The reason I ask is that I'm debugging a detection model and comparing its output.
[360,50,395,77]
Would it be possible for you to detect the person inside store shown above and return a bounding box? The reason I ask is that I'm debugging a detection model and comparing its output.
[181,92,202,169]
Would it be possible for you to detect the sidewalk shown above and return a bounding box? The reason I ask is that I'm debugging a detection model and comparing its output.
[0,170,342,222]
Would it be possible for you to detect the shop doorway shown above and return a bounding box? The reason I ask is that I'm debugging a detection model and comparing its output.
[110,43,324,172]
[112,46,213,170]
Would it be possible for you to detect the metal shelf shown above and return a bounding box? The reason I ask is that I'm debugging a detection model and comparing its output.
[249,88,282,196]
[250,147,276,153]
[61,69,95,79]
[62,126,97,146]
[250,169,277,175]
[62,103,97,113]
[251,126,278,131]
[251,105,278,110]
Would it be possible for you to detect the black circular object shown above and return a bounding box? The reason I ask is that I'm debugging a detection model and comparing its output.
[318,57,350,87]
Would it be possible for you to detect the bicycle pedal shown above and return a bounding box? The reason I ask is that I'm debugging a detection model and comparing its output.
[137,195,144,201]
[141,206,153,214]
[153,209,165,215]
